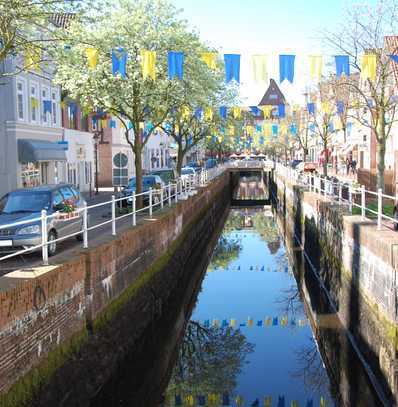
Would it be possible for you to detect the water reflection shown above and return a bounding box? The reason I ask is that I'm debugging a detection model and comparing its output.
[234,175,268,201]
[163,208,335,406]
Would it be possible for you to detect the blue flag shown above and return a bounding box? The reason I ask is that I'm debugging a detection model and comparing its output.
[278,104,285,118]
[110,120,116,128]
[250,106,260,116]
[389,54,398,64]
[198,395,206,406]
[277,396,285,407]
[279,55,295,83]
[175,395,182,406]
[335,55,350,77]
[307,102,315,115]
[272,124,278,135]
[43,100,52,114]
[224,54,240,83]
[112,48,127,78]
[273,317,278,326]
[219,106,227,119]
[337,101,345,115]
[290,124,297,135]
[222,393,230,405]
[306,400,314,407]
[168,51,184,79]
[195,107,203,120]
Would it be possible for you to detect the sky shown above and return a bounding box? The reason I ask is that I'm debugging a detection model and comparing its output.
[170,0,352,105]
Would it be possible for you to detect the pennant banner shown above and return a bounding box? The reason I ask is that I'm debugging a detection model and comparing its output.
[112,47,127,78]
[201,52,217,69]
[85,48,98,69]
[252,54,268,82]
[168,51,184,80]
[361,54,376,81]
[232,106,241,119]
[279,54,295,83]
[335,55,350,78]
[224,54,241,83]
[141,50,156,80]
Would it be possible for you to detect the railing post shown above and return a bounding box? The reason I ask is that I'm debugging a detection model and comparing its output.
[361,185,366,220]
[149,188,153,217]
[168,183,172,206]
[160,187,164,209]
[132,192,136,226]
[377,188,382,230]
[348,185,352,213]
[41,209,48,265]
[338,182,342,204]
[83,202,88,248]
[175,182,178,203]
[324,179,327,199]
[111,195,116,236]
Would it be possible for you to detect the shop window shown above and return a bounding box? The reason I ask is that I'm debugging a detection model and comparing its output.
[21,162,40,188]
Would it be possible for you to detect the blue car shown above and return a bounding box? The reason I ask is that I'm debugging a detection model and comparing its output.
[122,175,164,206]
[205,158,217,169]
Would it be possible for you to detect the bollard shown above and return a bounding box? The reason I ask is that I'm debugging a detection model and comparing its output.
[149,188,153,217]
[83,202,88,248]
[361,185,366,220]
[132,192,136,226]
[377,188,382,230]
[41,210,48,265]
[111,195,116,235]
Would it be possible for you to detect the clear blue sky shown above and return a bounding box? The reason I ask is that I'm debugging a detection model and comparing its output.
[170,0,352,104]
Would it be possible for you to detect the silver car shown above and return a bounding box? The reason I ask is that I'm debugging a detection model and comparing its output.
[0,184,86,256]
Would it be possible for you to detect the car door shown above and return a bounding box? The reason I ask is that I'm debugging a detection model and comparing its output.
[51,189,70,238]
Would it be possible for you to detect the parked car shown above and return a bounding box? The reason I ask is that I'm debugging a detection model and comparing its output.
[180,167,196,181]
[149,168,177,185]
[296,162,317,173]
[0,184,86,256]
[205,158,217,169]
[122,175,164,206]
[186,161,202,172]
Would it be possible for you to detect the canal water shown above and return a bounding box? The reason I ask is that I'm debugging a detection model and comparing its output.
[162,207,335,407]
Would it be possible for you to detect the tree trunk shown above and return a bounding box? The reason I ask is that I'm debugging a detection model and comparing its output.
[176,144,184,176]
[376,140,386,192]
[323,140,328,177]
[134,130,143,209]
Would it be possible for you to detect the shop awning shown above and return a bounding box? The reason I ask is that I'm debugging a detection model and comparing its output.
[18,139,67,163]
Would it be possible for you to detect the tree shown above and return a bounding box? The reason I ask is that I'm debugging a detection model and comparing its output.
[0,0,92,77]
[208,234,242,271]
[323,0,398,190]
[291,106,310,162]
[53,0,199,206]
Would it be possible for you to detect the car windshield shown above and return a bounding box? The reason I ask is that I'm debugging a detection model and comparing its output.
[128,179,137,188]
[181,168,193,175]
[0,191,51,214]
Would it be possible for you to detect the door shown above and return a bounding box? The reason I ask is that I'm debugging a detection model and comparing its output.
[360,151,364,169]
[58,186,81,235]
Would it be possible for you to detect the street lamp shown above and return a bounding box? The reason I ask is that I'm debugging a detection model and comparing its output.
[92,127,109,195]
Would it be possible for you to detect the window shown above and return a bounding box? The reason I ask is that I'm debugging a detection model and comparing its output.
[52,191,64,207]
[60,186,75,202]
[41,86,50,125]
[269,94,278,100]
[20,162,40,188]
[113,153,129,186]
[51,90,58,126]
[16,80,26,120]
[30,82,39,123]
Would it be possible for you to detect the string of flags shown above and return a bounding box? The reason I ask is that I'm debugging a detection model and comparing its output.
[161,393,328,407]
[209,265,290,273]
[202,316,309,328]
[75,46,398,84]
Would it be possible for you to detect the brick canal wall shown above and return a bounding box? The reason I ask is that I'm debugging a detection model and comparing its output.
[271,171,398,406]
[0,172,231,407]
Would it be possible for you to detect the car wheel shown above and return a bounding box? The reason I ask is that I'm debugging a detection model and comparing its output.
[48,230,57,256]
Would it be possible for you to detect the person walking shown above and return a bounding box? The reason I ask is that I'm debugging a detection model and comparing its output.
[351,159,357,175]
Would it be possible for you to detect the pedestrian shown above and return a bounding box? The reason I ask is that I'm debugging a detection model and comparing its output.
[393,201,398,231]
[351,159,357,174]
[346,158,351,175]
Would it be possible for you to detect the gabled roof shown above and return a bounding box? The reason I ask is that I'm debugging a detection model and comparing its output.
[49,13,75,29]
[258,79,286,106]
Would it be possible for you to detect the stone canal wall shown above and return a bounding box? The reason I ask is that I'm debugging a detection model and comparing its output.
[272,171,398,406]
[0,172,231,407]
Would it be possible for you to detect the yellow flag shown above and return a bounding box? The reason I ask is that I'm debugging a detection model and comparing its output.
[204,107,213,120]
[85,48,98,69]
[232,106,241,119]
[264,123,272,136]
[235,395,244,407]
[101,119,108,128]
[201,52,217,69]
[260,105,272,118]
[208,393,219,406]
[321,101,331,114]
[31,97,39,109]
[246,125,254,135]
[185,395,194,406]
[320,396,327,407]
[252,54,268,82]
[181,106,190,120]
[264,396,272,407]
[141,50,156,80]
[228,125,234,136]
[25,49,41,71]
[361,54,377,81]
[309,55,323,80]
[230,318,236,327]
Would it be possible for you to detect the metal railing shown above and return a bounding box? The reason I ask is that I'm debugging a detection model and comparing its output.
[275,163,398,232]
[0,166,227,266]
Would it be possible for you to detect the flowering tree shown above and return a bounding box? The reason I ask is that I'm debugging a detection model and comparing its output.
[53,0,202,205]
[323,0,398,190]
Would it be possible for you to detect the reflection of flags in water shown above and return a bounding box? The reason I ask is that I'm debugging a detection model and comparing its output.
[278,395,285,407]
[320,396,327,407]
[264,396,272,407]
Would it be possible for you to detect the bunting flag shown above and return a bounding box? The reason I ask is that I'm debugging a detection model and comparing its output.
[204,107,213,120]
[389,54,398,64]
[252,54,268,82]
[232,106,241,119]
[279,55,295,83]
[260,105,272,118]
[228,125,235,136]
[335,55,350,77]
[278,395,286,407]
[224,54,240,83]
[246,125,254,135]
[361,54,377,81]
[24,49,41,71]
[290,124,297,135]
[181,106,190,119]
[43,100,52,114]
[278,104,286,118]
[336,101,345,115]
[264,396,272,407]
[320,397,327,407]
[321,101,331,114]
[306,400,314,407]
[250,106,261,116]
[307,102,315,115]
[31,97,39,109]
[141,50,156,80]
[168,51,184,80]
[280,122,288,134]
[219,106,227,119]
[309,55,323,80]
[272,124,279,135]
[85,48,98,69]
[112,47,127,78]
[201,52,217,69]
[291,401,299,407]
[194,107,203,120]
[110,119,117,128]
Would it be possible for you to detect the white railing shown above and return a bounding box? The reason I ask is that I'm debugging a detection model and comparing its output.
[275,163,398,232]
[0,167,226,266]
